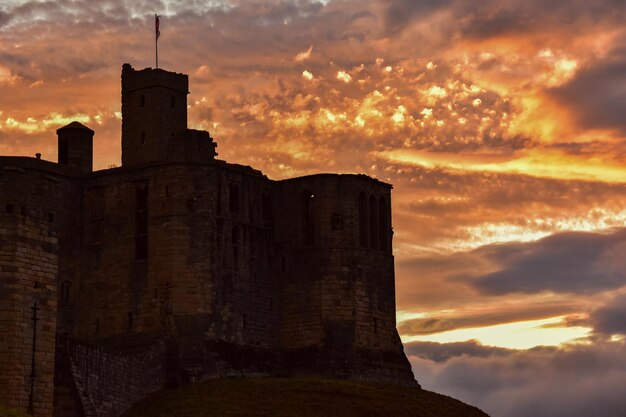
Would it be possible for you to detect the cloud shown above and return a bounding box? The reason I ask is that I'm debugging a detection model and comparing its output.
[380,0,626,41]
[550,44,626,132]
[470,229,626,295]
[0,65,20,85]
[405,340,520,362]
[409,341,626,417]
[382,0,452,36]
[294,45,313,62]
[590,293,626,337]
[0,11,10,28]
[398,303,578,336]
[336,70,351,83]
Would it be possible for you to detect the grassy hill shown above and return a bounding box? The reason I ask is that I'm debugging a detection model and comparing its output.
[123,378,489,417]
[0,406,30,417]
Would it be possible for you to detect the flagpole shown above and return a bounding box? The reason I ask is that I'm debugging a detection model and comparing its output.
[155,14,159,69]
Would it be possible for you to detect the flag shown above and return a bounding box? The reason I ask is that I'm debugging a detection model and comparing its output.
[155,14,160,40]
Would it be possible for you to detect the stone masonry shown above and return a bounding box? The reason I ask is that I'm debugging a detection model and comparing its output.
[0,63,416,417]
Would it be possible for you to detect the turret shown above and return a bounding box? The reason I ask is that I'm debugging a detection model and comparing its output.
[121,63,189,166]
[57,121,94,173]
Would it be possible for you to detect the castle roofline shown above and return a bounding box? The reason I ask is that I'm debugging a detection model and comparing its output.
[56,121,94,134]
[123,63,188,77]
[121,63,189,94]
[83,159,268,181]
[0,156,76,177]
[277,173,392,188]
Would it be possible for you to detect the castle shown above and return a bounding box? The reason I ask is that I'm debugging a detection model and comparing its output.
[0,64,416,417]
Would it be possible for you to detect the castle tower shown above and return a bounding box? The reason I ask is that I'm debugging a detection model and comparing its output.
[273,174,415,385]
[121,63,189,166]
[0,169,60,417]
[57,121,94,173]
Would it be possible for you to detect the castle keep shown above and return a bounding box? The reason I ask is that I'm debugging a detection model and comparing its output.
[0,64,416,417]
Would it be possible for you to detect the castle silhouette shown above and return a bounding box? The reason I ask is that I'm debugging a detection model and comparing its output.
[0,64,415,417]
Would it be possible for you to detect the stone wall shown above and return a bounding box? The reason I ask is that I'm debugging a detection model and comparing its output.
[68,341,165,417]
[0,162,66,416]
[74,161,279,383]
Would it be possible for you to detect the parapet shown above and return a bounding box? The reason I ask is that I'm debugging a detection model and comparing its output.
[121,63,188,95]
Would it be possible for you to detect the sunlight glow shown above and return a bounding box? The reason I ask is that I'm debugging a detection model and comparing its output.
[0,65,19,85]
[396,208,626,253]
[295,46,313,62]
[401,316,592,350]
[392,105,406,124]
[376,148,626,183]
[337,71,352,83]
[1,113,92,133]
[427,86,447,98]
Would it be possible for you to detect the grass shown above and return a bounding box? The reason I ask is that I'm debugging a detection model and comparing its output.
[0,406,30,417]
[123,378,489,417]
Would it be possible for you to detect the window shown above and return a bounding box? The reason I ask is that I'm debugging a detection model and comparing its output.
[216,182,222,215]
[216,219,223,244]
[128,312,134,330]
[134,185,149,260]
[302,191,314,245]
[262,191,271,221]
[89,188,105,245]
[58,138,69,164]
[229,183,240,213]
[379,198,388,252]
[171,95,176,108]
[61,281,71,305]
[368,195,378,250]
[5,204,13,214]
[232,225,240,271]
[140,94,145,108]
[141,131,146,145]
[47,212,55,223]
[232,225,240,245]
[331,213,344,231]
[359,192,367,247]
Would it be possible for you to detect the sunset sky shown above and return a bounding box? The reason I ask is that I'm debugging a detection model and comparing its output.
[1,1,626,416]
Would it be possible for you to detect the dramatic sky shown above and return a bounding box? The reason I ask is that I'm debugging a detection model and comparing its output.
[1,1,626,415]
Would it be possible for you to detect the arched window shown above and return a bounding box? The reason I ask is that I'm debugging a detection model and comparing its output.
[61,281,71,305]
[134,185,149,260]
[262,191,271,221]
[229,183,240,213]
[358,192,367,247]
[216,182,222,215]
[302,190,314,245]
[379,197,388,252]
[368,195,378,250]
